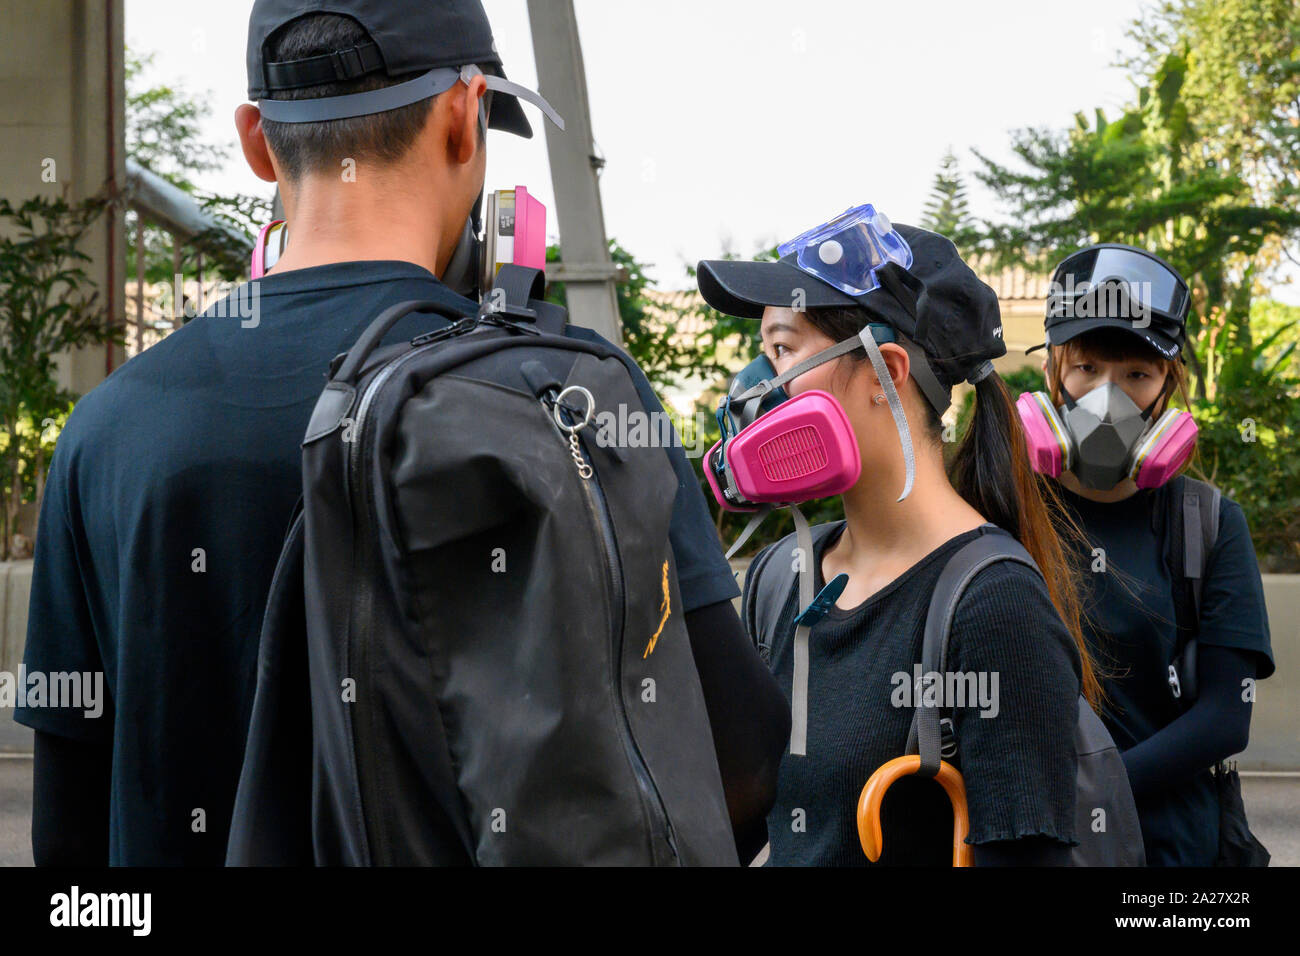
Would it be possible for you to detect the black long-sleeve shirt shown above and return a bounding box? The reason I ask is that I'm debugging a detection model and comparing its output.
[1059,485,1274,865]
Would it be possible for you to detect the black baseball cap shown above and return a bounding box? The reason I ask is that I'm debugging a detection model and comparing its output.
[698,223,1007,400]
[1037,244,1189,360]
[247,0,562,137]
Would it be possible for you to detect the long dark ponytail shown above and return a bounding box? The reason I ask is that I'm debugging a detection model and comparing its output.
[950,374,1099,708]
[804,306,1100,708]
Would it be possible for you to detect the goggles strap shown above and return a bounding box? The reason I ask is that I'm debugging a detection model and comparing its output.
[789,504,814,756]
[876,264,922,335]
[860,326,916,502]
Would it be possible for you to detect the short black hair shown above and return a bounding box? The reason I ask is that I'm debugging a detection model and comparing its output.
[259,13,449,181]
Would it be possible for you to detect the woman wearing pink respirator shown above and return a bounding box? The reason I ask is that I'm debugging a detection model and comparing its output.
[697,208,1103,866]
[1018,244,1274,866]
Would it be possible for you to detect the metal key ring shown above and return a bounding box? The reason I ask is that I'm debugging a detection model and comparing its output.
[553,385,595,433]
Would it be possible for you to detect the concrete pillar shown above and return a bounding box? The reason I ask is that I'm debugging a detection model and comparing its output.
[0,0,127,395]
[526,0,623,345]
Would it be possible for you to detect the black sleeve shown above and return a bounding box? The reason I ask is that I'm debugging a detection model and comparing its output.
[973,835,1072,867]
[1120,645,1256,798]
[1194,499,1274,677]
[32,729,112,866]
[683,599,791,864]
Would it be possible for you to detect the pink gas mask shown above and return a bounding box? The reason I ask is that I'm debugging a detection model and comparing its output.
[705,323,918,526]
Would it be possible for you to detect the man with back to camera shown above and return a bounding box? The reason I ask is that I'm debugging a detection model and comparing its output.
[17,0,788,865]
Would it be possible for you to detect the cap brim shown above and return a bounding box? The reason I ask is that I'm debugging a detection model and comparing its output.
[1047,316,1182,360]
[697,258,859,319]
[485,64,534,139]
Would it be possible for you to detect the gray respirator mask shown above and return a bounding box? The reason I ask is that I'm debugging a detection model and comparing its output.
[1060,381,1163,490]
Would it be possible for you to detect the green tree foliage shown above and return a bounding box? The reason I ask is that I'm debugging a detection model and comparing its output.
[970,0,1300,567]
[920,148,976,252]
[0,194,117,557]
[126,50,269,288]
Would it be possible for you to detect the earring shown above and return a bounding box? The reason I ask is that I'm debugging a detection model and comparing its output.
[872,394,886,406]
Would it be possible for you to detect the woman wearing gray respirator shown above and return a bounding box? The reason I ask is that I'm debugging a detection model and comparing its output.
[1018,244,1274,866]
[697,207,1100,866]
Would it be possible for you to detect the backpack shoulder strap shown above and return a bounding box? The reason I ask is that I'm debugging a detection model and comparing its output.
[906,526,1039,778]
[487,264,567,335]
[1180,476,1222,620]
[1166,475,1221,702]
[743,519,845,666]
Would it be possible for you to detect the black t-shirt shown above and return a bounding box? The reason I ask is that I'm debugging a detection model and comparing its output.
[1057,484,1274,866]
[14,260,739,866]
[753,523,1082,867]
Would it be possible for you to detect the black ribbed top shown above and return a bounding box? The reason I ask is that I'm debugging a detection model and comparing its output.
[756,523,1082,866]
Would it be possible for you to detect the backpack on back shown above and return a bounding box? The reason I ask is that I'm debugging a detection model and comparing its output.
[228,266,737,866]
[745,521,1145,866]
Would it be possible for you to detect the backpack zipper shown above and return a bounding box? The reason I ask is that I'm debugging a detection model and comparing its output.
[551,395,680,864]
[344,340,450,864]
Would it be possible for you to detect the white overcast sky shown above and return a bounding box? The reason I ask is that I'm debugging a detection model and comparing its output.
[123,0,1297,301]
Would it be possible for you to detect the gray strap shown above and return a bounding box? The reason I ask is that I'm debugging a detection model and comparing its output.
[478,71,567,131]
[259,66,463,123]
[724,506,773,560]
[747,521,845,670]
[789,505,815,756]
[730,335,864,407]
[967,360,995,384]
[859,326,915,501]
[1183,481,1221,618]
[905,528,1038,777]
[1183,491,1204,615]
[259,64,565,130]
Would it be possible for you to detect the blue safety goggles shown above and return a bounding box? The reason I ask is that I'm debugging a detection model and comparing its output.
[778,203,913,297]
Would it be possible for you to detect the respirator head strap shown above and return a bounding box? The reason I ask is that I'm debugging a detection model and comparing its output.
[859,325,916,502]
[1141,374,1175,420]
[730,334,865,409]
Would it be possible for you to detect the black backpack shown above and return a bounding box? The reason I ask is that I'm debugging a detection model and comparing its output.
[227,266,737,866]
[744,520,1145,866]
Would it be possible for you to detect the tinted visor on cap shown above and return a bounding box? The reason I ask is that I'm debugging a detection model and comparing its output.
[1049,245,1189,325]
[1044,314,1186,360]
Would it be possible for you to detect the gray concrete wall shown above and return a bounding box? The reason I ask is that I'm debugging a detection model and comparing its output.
[0,0,127,393]
[1240,575,1300,770]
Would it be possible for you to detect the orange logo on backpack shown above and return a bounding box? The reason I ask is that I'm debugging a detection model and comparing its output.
[643,560,671,658]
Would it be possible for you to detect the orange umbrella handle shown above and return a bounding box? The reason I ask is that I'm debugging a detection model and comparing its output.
[857,755,973,867]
